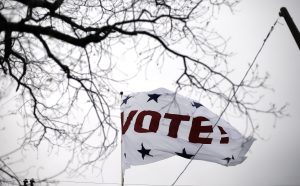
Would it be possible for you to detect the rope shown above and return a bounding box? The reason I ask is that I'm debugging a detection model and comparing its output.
[171,16,280,186]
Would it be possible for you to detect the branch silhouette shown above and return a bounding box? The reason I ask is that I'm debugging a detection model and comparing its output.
[0,0,286,185]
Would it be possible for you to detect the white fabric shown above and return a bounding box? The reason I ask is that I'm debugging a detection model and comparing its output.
[121,88,255,171]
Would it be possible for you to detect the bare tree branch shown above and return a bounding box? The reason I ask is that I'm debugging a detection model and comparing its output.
[0,0,286,184]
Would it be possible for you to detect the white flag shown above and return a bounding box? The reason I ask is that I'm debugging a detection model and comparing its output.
[121,88,254,170]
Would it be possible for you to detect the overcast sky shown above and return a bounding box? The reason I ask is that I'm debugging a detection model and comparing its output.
[114,1,300,185]
[1,0,300,186]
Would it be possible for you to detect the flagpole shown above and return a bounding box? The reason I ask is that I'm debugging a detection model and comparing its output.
[120,91,124,186]
[121,142,124,186]
[121,171,124,186]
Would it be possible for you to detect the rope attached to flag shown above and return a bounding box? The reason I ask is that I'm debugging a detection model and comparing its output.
[171,16,281,186]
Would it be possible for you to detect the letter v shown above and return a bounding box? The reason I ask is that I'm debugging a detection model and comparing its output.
[121,110,138,134]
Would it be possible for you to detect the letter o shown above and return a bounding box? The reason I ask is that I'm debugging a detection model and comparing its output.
[134,111,161,133]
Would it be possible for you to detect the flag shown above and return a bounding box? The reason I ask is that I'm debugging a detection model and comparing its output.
[121,88,255,170]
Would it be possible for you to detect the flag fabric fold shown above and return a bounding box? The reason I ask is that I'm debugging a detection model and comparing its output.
[121,88,255,171]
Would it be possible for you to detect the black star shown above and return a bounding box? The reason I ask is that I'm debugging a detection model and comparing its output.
[175,148,194,159]
[147,94,161,103]
[191,101,203,108]
[121,96,132,105]
[223,155,235,164]
[137,143,153,159]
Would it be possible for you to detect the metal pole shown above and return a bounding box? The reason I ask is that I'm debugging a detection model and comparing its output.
[120,92,124,186]
[121,142,125,186]
[279,7,300,50]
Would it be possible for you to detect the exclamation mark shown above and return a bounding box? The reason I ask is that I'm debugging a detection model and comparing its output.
[218,126,229,144]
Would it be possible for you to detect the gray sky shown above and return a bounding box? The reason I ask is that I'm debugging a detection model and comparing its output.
[1,0,300,186]
[116,1,300,185]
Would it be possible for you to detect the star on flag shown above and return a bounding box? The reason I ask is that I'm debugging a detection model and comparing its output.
[175,148,194,159]
[147,94,161,102]
[137,143,153,159]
